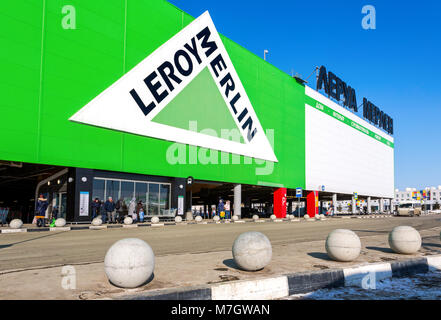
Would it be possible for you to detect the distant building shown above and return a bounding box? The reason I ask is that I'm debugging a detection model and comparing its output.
[393,186,441,210]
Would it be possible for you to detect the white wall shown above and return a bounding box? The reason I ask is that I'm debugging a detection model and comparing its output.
[305,86,394,198]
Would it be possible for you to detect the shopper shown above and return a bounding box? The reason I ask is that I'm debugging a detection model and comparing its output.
[136,201,144,223]
[104,197,116,224]
[115,198,124,223]
[217,199,225,220]
[91,198,100,219]
[225,200,231,219]
[36,194,49,227]
[99,200,106,222]
[128,197,137,222]
[138,204,145,223]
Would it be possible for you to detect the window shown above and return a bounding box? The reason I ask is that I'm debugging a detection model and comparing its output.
[106,180,120,202]
[92,178,171,217]
[92,179,105,202]
[160,184,171,214]
[120,181,134,214]
[148,183,159,216]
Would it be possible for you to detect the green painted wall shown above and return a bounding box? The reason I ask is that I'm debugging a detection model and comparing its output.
[0,0,306,189]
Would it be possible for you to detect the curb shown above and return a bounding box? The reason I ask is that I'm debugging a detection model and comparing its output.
[0,214,397,234]
[116,255,441,300]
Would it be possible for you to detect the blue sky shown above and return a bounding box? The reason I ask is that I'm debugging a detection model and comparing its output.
[169,0,441,190]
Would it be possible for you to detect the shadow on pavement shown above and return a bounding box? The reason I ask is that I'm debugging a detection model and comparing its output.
[222,258,241,270]
[0,231,68,250]
[365,246,395,253]
[352,230,389,234]
[307,252,333,261]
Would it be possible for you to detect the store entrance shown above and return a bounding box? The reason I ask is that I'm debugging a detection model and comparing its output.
[51,192,67,220]
[188,181,275,219]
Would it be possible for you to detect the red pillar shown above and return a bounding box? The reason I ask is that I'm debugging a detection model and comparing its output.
[306,191,319,217]
[273,188,287,218]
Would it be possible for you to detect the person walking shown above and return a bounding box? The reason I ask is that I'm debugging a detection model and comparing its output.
[99,200,106,222]
[217,199,225,220]
[91,198,100,220]
[35,194,49,227]
[136,201,144,223]
[225,200,231,219]
[128,197,137,222]
[115,198,124,223]
[104,197,116,224]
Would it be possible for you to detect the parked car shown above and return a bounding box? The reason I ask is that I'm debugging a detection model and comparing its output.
[396,202,422,217]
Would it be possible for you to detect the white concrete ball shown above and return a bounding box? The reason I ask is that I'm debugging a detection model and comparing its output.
[325,229,361,262]
[124,216,133,225]
[252,215,259,221]
[54,218,66,227]
[151,216,159,224]
[9,219,23,229]
[213,215,220,222]
[91,218,102,226]
[232,215,239,221]
[288,214,295,220]
[270,214,276,220]
[388,226,422,254]
[175,216,182,223]
[195,216,203,222]
[232,231,272,271]
[304,214,310,220]
[104,238,155,288]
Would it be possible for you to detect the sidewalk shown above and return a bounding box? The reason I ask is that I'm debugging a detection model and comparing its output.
[0,224,439,300]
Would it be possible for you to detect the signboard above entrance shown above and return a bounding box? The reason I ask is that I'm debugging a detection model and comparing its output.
[70,11,277,162]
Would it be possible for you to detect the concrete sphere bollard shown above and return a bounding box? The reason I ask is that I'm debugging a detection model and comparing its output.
[175,216,182,223]
[213,215,220,222]
[304,214,310,220]
[185,211,193,221]
[388,226,422,254]
[54,218,66,227]
[270,214,276,220]
[124,216,133,225]
[232,215,239,221]
[325,229,361,262]
[9,219,23,229]
[320,214,326,219]
[91,218,102,226]
[232,231,272,271]
[195,216,203,222]
[288,214,295,220]
[104,238,155,288]
[151,216,159,224]
[252,215,259,221]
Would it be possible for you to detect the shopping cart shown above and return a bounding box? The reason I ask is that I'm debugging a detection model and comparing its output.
[0,208,9,226]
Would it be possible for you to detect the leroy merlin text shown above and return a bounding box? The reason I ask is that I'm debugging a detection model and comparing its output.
[129,26,257,142]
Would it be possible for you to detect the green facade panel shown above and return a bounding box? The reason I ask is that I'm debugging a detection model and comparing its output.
[0,0,307,189]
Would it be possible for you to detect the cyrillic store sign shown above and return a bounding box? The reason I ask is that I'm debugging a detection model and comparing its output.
[316,65,393,135]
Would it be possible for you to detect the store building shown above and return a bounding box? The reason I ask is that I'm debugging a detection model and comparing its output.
[0,1,394,222]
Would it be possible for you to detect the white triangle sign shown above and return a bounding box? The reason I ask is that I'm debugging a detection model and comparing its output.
[70,11,278,162]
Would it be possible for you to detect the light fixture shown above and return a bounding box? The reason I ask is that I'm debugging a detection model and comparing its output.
[81,177,87,182]
[48,181,51,186]
[68,177,74,183]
